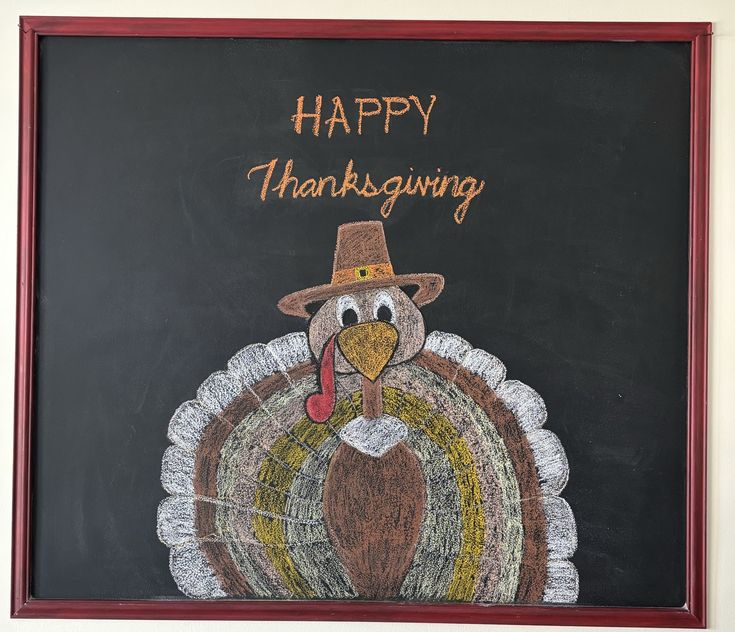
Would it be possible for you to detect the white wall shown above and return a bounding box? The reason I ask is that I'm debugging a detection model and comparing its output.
[1,1,732,631]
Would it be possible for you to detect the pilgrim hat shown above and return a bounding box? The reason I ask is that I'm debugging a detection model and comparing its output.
[278,221,444,318]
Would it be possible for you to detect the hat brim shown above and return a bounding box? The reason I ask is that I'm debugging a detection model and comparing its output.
[277,273,445,319]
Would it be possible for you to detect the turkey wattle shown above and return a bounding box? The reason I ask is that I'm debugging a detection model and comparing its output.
[157,221,578,603]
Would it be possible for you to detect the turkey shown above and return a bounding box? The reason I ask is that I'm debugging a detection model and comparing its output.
[157,221,578,604]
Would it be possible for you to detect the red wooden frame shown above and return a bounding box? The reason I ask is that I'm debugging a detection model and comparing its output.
[12,16,711,627]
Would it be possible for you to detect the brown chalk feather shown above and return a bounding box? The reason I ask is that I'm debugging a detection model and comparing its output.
[323,442,425,599]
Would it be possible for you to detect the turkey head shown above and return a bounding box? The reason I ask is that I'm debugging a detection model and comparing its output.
[306,286,425,423]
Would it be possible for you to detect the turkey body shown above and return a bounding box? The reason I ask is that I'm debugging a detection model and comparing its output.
[158,331,578,604]
[324,442,425,599]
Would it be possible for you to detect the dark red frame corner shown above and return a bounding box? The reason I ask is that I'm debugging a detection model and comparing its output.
[13,16,711,627]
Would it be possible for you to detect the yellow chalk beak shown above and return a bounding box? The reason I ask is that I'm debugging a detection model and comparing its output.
[337,321,399,382]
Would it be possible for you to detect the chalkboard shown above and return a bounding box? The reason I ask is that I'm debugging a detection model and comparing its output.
[14,18,710,627]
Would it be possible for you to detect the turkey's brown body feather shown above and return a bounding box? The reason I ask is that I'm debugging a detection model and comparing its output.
[323,442,425,599]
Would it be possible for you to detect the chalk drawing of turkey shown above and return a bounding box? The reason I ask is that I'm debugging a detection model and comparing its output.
[158,221,578,603]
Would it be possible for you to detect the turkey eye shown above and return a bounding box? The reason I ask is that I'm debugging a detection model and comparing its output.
[336,295,360,327]
[341,308,358,326]
[377,305,392,322]
[373,291,397,324]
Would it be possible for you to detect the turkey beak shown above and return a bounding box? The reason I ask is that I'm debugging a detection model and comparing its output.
[337,321,399,382]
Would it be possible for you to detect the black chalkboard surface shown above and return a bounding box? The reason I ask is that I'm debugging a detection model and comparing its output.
[20,22,708,625]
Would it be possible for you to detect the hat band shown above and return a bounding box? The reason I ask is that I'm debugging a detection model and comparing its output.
[331,262,394,285]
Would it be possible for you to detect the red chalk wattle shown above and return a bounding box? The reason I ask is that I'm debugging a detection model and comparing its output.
[306,335,337,423]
